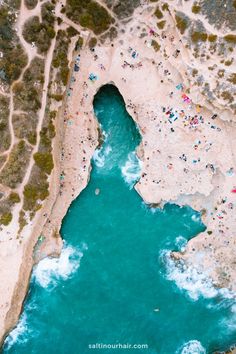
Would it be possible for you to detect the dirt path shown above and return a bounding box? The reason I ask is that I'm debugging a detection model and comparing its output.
[0,0,43,173]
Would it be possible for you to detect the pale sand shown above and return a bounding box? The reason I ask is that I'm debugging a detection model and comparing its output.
[0,0,236,346]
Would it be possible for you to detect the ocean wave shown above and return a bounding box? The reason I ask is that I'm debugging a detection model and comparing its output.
[121,151,142,188]
[161,250,220,301]
[175,236,188,252]
[93,144,112,168]
[176,340,206,354]
[33,243,87,288]
[219,303,236,333]
[4,313,32,349]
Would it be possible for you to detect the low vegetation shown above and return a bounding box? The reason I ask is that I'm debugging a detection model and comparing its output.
[175,13,189,34]
[13,57,44,112]
[208,34,217,42]
[100,26,118,43]
[0,212,12,226]
[157,20,166,30]
[0,95,11,153]
[34,152,54,174]
[88,37,97,49]
[8,192,20,204]
[24,0,38,9]
[0,5,27,84]
[151,39,160,51]
[65,0,114,34]
[52,30,71,86]
[0,190,20,226]
[224,34,236,43]
[191,31,208,43]
[22,2,55,53]
[200,0,236,31]
[0,140,32,188]
[0,156,6,169]
[75,36,84,50]
[112,0,140,19]
[154,6,163,19]
[221,90,234,103]
[191,3,201,14]
[228,73,236,85]
[23,168,49,213]
[22,104,56,217]
[13,113,37,145]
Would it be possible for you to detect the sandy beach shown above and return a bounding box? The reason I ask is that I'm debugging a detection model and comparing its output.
[0,0,236,348]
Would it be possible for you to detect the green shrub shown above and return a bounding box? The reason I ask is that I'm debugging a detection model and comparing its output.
[88,37,97,49]
[50,93,63,101]
[112,0,140,19]
[151,39,160,51]
[191,31,208,42]
[0,212,12,226]
[157,20,166,29]
[23,177,49,211]
[225,59,233,66]
[228,73,236,84]
[0,95,10,153]
[221,90,234,102]
[33,152,54,174]
[8,192,20,204]
[175,14,188,34]
[224,34,236,43]
[0,140,32,188]
[192,3,201,14]
[154,6,163,19]
[75,36,84,50]
[18,210,27,232]
[66,26,78,37]
[65,0,113,35]
[52,30,70,86]
[22,10,55,53]
[0,155,6,169]
[208,34,217,42]
[12,112,38,144]
[162,3,169,11]
[0,6,27,84]
[24,0,38,9]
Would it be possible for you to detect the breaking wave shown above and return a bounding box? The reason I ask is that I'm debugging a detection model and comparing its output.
[4,314,30,349]
[160,250,235,301]
[121,151,142,188]
[33,243,87,289]
[175,236,188,252]
[93,145,112,168]
[176,340,206,354]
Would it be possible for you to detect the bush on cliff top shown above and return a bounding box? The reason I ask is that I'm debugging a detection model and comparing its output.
[33,152,54,174]
[65,0,114,35]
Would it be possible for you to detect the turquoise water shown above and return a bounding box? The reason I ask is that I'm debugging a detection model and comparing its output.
[3,85,236,354]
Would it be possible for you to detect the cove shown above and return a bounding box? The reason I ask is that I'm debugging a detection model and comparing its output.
[3,85,236,354]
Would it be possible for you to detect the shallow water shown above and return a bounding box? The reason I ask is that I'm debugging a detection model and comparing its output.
[3,85,236,354]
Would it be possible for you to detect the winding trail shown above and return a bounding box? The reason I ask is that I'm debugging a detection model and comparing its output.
[0,0,59,236]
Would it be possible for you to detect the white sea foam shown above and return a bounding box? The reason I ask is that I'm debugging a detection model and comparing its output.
[175,236,188,252]
[121,151,142,188]
[93,144,112,168]
[161,250,219,300]
[191,214,201,223]
[4,313,31,349]
[161,250,236,302]
[220,303,236,332]
[33,243,87,288]
[176,340,206,354]
[93,149,105,167]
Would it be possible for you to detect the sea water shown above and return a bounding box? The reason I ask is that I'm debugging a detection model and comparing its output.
[3,85,236,354]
